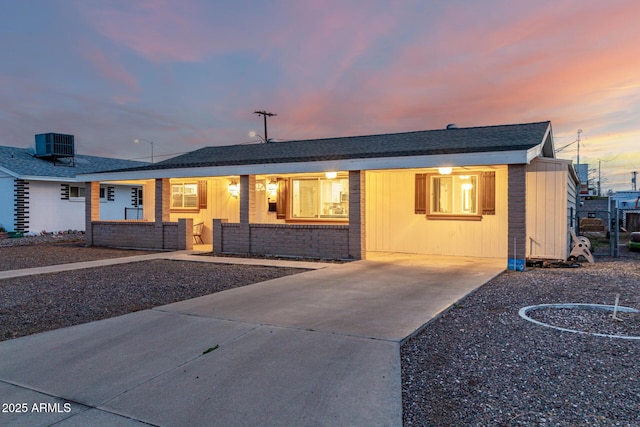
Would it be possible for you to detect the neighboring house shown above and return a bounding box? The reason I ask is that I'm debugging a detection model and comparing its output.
[0,133,147,234]
[611,190,640,231]
[80,121,579,269]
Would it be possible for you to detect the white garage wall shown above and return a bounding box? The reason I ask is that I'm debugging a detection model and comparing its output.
[366,167,509,258]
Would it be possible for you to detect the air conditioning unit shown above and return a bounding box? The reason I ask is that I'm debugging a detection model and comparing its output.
[35,133,75,158]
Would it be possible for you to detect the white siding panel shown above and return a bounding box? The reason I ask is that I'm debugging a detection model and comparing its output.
[366,168,508,258]
[526,158,570,259]
[29,181,86,232]
[0,174,14,231]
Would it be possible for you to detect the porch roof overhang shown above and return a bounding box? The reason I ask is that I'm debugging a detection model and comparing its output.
[0,167,84,183]
[79,147,543,181]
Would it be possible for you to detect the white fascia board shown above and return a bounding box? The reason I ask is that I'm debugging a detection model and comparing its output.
[80,149,532,181]
[527,145,544,163]
[17,175,79,183]
[0,166,19,178]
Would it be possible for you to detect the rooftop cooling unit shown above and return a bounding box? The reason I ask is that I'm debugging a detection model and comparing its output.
[35,133,75,158]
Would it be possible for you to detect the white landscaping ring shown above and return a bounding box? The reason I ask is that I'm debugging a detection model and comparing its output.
[519,303,640,340]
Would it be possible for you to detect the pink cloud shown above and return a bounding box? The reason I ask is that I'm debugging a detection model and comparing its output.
[81,0,215,62]
[82,48,140,97]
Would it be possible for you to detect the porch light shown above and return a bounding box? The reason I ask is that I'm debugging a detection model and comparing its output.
[228,181,240,198]
[267,180,277,195]
[325,171,337,179]
[438,167,452,175]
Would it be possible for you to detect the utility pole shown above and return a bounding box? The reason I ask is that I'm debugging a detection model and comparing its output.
[633,171,638,191]
[598,159,601,197]
[576,129,582,167]
[254,110,276,142]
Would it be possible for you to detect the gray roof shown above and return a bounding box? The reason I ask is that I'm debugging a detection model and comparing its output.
[0,146,148,180]
[108,121,552,173]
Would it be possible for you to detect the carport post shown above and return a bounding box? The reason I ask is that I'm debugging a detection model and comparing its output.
[85,181,100,246]
[348,170,366,260]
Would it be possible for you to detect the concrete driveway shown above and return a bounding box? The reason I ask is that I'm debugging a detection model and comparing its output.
[0,252,504,426]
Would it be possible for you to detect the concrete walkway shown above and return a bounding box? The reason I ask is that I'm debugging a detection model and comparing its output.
[0,251,504,426]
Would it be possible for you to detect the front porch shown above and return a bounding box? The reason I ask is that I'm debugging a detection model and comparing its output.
[84,171,366,259]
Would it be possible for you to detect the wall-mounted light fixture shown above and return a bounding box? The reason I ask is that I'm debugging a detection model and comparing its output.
[438,167,452,175]
[325,171,337,179]
[228,181,240,198]
[267,180,277,196]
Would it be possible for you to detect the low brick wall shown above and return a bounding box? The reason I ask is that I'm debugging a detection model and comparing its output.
[214,220,351,259]
[90,219,192,250]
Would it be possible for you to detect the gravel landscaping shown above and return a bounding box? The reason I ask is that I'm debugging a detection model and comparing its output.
[402,248,640,426]
[0,232,162,272]
[0,238,307,341]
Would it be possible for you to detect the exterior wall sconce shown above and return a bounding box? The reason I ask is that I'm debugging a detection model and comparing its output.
[267,180,277,196]
[438,167,452,175]
[228,181,240,198]
[325,171,337,179]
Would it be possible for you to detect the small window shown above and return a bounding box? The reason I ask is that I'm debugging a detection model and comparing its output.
[430,174,478,215]
[416,171,496,219]
[171,183,198,209]
[99,188,106,199]
[70,186,85,198]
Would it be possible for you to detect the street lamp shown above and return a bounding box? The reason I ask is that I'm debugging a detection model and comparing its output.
[249,131,266,143]
[134,138,154,163]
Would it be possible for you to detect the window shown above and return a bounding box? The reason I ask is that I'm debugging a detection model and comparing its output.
[414,171,496,220]
[430,174,478,215]
[170,181,207,210]
[290,176,349,220]
[171,183,198,209]
[70,186,85,198]
[99,188,106,199]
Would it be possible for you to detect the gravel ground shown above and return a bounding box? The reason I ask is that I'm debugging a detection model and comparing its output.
[402,247,640,426]
[0,238,307,341]
[0,232,160,271]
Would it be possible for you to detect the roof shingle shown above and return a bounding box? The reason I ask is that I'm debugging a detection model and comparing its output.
[110,121,551,173]
[0,146,148,179]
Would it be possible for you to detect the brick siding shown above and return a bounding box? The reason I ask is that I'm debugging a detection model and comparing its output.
[91,218,193,250]
[214,221,351,260]
[508,165,527,259]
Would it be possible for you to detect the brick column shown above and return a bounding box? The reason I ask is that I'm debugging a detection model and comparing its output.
[155,178,170,248]
[508,165,526,270]
[178,218,193,250]
[85,181,100,246]
[155,178,170,224]
[239,175,256,224]
[213,218,228,254]
[348,170,366,260]
[236,175,255,254]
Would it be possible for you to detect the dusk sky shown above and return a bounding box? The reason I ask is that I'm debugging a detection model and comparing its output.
[1,0,640,192]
